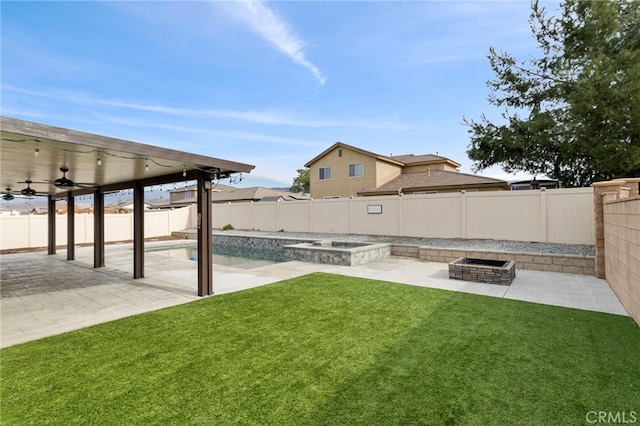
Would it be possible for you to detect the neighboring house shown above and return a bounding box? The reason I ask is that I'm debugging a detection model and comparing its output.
[304,142,508,198]
[169,183,235,207]
[105,200,152,213]
[509,178,559,190]
[169,184,307,206]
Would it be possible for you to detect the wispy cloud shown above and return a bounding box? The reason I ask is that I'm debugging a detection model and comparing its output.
[2,85,406,130]
[99,99,406,129]
[93,113,328,148]
[229,0,326,85]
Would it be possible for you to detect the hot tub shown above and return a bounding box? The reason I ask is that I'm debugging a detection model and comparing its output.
[284,240,391,266]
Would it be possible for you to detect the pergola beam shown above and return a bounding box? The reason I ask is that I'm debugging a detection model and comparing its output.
[196,171,214,296]
[67,193,75,261]
[94,189,105,268]
[133,180,144,279]
[47,196,56,255]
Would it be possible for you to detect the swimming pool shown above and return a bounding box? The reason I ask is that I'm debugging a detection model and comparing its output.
[146,245,280,270]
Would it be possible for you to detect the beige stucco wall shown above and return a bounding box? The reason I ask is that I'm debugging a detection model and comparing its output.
[375,160,402,188]
[309,145,399,198]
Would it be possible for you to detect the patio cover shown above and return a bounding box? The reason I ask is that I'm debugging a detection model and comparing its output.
[0,116,255,296]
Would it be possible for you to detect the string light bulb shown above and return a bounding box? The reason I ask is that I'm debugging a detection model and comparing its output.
[97,151,102,166]
[145,158,149,172]
[183,164,187,177]
[34,141,40,157]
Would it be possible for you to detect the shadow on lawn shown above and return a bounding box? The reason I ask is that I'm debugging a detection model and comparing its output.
[300,292,640,425]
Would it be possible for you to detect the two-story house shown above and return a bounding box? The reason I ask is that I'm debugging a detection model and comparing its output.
[304,142,508,198]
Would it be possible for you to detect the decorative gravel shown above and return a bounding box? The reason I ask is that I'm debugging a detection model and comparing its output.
[214,230,596,257]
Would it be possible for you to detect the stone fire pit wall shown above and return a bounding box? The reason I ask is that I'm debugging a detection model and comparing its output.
[449,257,516,285]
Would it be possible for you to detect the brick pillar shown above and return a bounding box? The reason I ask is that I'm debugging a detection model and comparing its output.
[591,180,627,279]
[613,177,640,197]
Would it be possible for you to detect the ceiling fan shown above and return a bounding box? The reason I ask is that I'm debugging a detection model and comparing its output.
[21,180,39,197]
[23,167,98,191]
[49,166,97,188]
[2,187,15,201]
[13,180,48,198]
[2,183,46,200]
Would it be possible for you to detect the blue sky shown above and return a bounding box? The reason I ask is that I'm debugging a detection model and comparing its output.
[1,1,556,188]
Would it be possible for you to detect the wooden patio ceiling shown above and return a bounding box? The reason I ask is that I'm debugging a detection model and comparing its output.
[1,116,254,198]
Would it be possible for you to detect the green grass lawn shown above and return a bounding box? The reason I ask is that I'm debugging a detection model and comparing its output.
[2,272,639,425]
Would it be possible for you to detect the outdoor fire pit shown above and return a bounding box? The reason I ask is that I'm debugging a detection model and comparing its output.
[448,257,516,285]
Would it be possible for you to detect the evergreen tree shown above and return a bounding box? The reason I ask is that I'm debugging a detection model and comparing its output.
[465,0,640,187]
[290,168,310,193]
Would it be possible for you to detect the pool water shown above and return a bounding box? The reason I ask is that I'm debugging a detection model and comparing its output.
[147,246,280,270]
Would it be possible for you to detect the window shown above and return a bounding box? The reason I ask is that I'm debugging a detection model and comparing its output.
[319,166,332,180]
[348,162,363,177]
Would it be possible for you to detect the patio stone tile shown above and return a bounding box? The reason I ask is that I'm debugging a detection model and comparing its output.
[1,241,629,349]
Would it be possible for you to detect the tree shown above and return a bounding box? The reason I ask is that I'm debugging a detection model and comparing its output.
[290,168,310,193]
[465,0,640,187]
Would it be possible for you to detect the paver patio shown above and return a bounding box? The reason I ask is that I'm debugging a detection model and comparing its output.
[0,240,628,348]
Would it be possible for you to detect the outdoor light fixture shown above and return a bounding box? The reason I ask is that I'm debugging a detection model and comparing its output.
[34,141,40,157]
[183,164,187,177]
[145,158,149,171]
[97,151,102,166]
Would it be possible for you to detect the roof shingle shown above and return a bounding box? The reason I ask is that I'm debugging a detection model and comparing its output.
[358,170,508,195]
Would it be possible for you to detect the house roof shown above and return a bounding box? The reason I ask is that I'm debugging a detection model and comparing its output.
[105,200,151,209]
[304,142,405,167]
[357,170,509,195]
[304,141,459,169]
[388,153,461,168]
[259,195,285,202]
[211,186,300,202]
[171,183,235,193]
[169,184,306,203]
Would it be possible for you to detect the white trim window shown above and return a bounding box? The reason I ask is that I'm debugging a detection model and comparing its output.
[319,166,332,180]
[348,162,363,177]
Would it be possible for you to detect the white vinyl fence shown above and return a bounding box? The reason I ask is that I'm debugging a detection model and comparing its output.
[0,207,193,250]
[0,188,596,250]
[212,188,595,244]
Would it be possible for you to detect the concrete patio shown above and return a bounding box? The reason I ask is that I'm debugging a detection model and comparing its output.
[1,240,628,348]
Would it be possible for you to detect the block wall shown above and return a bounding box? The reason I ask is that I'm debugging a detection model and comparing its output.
[603,196,640,325]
